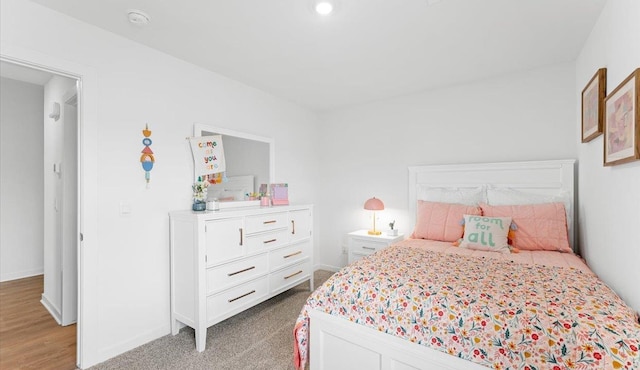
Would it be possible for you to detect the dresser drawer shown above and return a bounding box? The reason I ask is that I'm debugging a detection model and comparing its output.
[350,238,388,255]
[270,261,311,294]
[269,240,310,271]
[206,253,269,294]
[207,276,269,323]
[245,228,289,254]
[244,212,288,234]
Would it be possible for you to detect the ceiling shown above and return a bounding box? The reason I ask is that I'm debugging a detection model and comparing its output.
[29,0,607,112]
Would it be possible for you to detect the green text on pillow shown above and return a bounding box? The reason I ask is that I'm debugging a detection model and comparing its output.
[458,215,512,253]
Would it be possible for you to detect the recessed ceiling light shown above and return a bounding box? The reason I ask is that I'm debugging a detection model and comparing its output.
[127,9,150,25]
[315,2,334,15]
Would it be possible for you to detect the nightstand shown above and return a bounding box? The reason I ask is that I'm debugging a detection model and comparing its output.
[347,230,404,264]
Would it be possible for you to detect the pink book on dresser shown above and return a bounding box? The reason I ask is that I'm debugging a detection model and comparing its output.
[271,183,289,205]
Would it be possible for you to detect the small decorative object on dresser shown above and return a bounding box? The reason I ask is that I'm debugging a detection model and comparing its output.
[347,229,404,264]
[169,205,314,352]
[192,177,208,211]
[270,183,289,206]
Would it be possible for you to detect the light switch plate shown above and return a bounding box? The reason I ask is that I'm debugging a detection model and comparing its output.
[119,201,132,215]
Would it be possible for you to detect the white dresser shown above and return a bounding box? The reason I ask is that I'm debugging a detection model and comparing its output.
[169,204,313,352]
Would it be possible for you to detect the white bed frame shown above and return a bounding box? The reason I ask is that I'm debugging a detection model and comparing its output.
[309,159,577,370]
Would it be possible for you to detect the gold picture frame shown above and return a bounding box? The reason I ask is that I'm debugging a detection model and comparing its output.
[581,68,606,142]
[604,68,640,166]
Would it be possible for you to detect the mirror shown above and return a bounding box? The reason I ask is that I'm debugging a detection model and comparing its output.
[193,124,274,203]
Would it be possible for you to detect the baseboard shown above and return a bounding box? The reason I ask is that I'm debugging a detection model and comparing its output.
[314,263,340,273]
[41,294,62,325]
[0,268,44,282]
[93,324,170,368]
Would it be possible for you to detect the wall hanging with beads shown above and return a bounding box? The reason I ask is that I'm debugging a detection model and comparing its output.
[140,124,155,188]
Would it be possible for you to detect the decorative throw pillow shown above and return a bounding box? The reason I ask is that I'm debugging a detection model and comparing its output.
[480,202,571,253]
[458,215,513,253]
[411,201,482,242]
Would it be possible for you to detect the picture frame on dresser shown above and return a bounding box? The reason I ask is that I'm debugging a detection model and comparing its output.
[581,68,606,142]
[604,68,640,166]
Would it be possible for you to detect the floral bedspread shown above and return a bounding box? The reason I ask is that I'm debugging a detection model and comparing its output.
[294,244,640,369]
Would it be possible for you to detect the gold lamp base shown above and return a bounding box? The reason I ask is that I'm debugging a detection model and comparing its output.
[367,209,382,235]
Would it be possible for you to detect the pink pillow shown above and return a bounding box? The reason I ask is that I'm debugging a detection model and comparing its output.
[480,202,571,253]
[412,201,482,242]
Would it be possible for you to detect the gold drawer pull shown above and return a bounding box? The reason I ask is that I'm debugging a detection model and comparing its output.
[263,239,277,244]
[284,270,303,280]
[362,246,376,250]
[227,266,255,277]
[228,290,256,303]
[263,220,277,224]
[283,251,302,259]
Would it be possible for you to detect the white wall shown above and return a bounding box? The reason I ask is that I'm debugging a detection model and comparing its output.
[576,0,640,313]
[0,77,45,281]
[41,75,76,320]
[1,0,320,367]
[317,63,577,270]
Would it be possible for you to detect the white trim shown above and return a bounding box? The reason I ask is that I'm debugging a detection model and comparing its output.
[313,263,341,273]
[1,43,99,369]
[97,325,170,364]
[41,293,62,325]
[0,269,44,282]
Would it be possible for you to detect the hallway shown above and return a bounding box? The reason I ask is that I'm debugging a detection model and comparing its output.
[0,275,76,369]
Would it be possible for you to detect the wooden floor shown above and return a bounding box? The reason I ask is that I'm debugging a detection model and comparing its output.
[0,275,76,370]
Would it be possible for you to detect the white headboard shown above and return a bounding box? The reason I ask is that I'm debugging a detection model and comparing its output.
[408,159,577,251]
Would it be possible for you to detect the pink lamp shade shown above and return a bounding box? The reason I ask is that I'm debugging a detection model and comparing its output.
[364,197,384,235]
[364,197,384,211]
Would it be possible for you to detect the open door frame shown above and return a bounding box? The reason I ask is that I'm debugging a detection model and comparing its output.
[1,44,99,369]
[61,86,78,326]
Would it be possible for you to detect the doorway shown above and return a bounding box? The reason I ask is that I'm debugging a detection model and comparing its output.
[0,59,81,365]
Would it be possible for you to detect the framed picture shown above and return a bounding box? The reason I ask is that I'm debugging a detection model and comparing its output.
[604,68,640,166]
[581,68,606,142]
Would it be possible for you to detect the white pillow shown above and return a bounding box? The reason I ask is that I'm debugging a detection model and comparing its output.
[417,186,486,205]
[486,187,572,229]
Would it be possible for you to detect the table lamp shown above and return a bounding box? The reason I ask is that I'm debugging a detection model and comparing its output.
[364,197,384,235]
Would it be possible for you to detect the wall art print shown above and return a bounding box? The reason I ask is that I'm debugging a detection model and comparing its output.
[582,68,606,142]
[604,68,640,166]
[188,135,226,179]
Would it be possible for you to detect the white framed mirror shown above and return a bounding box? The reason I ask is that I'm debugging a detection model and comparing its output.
[193,124,274,203]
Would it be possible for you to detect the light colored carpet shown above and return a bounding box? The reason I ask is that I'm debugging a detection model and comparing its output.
[89,270,334,370]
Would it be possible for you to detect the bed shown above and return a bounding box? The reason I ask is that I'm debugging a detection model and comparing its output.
[294,160,640,370]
